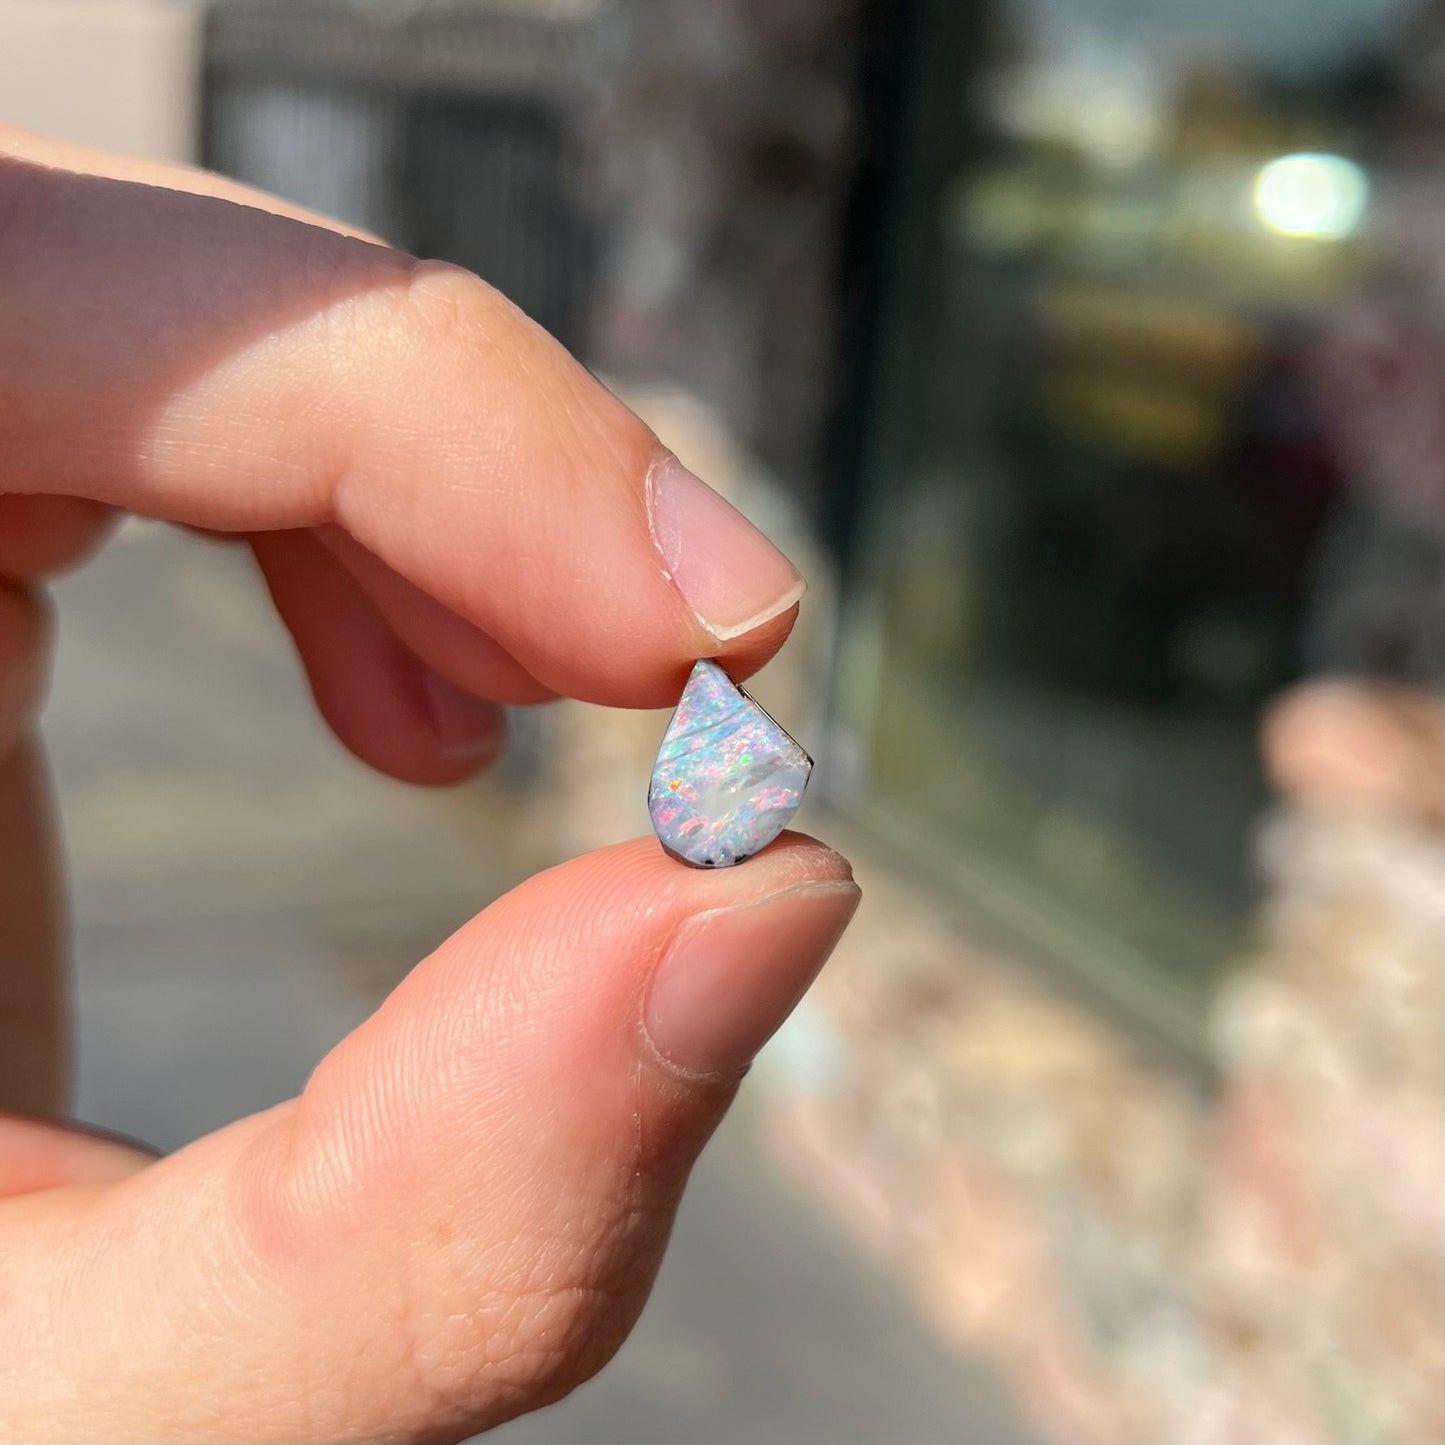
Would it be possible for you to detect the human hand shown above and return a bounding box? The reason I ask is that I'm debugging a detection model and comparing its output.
[0,127,858,1442]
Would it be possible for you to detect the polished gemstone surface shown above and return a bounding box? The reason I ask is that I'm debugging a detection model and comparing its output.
[649,659,813,867]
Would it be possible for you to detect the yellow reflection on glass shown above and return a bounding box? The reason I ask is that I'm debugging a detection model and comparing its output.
[1252,153,1369,240]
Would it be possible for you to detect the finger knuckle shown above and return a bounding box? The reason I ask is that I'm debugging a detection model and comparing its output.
[397,258,517,364]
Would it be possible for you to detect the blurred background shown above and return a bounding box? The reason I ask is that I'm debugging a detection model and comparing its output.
[3,0,1443,1440]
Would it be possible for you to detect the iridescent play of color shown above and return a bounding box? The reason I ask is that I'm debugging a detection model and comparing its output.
[648,659,813,868]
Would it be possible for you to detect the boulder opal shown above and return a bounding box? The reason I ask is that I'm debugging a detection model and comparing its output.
[648,659,813,867]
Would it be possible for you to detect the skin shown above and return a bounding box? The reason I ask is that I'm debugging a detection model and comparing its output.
[0,126,857,1442]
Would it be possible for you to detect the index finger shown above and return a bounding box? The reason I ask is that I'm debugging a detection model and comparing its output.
[0,128,804,706]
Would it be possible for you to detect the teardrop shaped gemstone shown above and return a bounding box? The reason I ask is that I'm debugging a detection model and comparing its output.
[649,659,813,868]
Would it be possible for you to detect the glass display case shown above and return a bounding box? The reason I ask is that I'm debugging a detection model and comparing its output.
[836,0,1444,1055]
[793,6,1443,1436]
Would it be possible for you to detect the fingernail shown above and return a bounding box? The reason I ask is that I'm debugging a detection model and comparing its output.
[647,455,806,642]
[644,880,860,1078]
[422,672,506,760]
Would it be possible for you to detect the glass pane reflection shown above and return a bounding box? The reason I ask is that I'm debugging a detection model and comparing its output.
[847,0,1444,1043]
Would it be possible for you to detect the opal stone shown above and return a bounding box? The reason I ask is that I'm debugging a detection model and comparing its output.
[649,659,813,868]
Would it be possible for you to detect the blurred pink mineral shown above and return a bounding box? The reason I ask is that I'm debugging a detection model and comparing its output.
[649,659,813,868]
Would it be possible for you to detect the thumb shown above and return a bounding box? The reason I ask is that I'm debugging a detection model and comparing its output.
[1,835,857,1444]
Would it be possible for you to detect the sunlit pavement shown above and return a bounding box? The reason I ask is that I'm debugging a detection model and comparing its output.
[46,522,1033,1445]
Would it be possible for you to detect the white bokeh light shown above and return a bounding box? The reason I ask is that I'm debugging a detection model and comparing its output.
[1253,152,1369,240]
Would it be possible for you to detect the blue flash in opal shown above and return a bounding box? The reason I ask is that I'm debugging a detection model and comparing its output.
[648,660,813,868]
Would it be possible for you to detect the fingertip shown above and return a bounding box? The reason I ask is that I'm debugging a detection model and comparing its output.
[750,828,857,887]
[315,525,559,707]
[706,599,802,686]
[0,582,52,753]
[254,531,505,788]
[0,1113,156,1195]
[641,873,860,1081]
[512,829,853,920]
[305,652,506,789]
[0,496,114,578]
[652,828,857,900]
[420,670,508,768]
[646,455,806,648]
